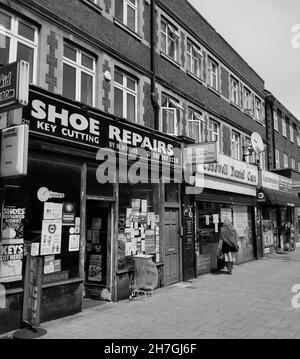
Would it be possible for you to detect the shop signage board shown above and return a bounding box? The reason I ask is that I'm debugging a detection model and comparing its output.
[185,142,218,165]
[23,90,182,168]
[198,154,258,186]
[0,61,29,112]
[261,170,293,193]
[0,124,29,178]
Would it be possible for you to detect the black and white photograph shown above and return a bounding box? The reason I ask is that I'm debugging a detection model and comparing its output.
[0,0,300,345]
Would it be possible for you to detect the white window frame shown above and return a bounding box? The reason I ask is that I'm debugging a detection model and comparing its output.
[161,98,183,136]
[63,44,96,106]
[275,149,280,169]
[282,116,287,137]
[161,18,180,62]
[208,57,219,91]
[231,130,241,160]
[290,123,294,143]
[243,87,253,116]
[208,119,220,147]
[254,97,262,123]
[283,154,289,168]
[188,110,205,143]
[298,162,300,173]
[114,69,137,123]
[297,128,300,147]
[119,0,138,33]
[0,10,38,84]
[244,137,256,164]
[230,76,239,106]
[186,39,203,79]
[291,158,296,170]
[273,108,278,131]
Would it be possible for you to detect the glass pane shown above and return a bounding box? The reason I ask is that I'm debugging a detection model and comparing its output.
[115,0,124,22]
[63,63,76,101]
[127,5,136,32]
[81,72,93,106]
[0,11,11,30]
[161,34,166,53]
[18,21,35,41]
[163,109,174,134]
[161,21,167,33]
[114,70,123,85]
[114,87,123,118]
[127,77,136,91]
[128,0,136,5]
[0,36,10,65]
[17,42,34,83]
[81,53,93,70]
[64,44,77,61]
[127,93,136,122]
[168,38,175,59]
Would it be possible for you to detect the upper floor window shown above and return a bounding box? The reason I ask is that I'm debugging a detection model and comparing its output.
[161,19,180,62]
[115,0,137,33]
[282,116,287,137]
[291,158,296,170]
[161,95,183,136]
[290,123,294,143]
[297,129,300,147]
[187,109,205,143]
[114,68,137,123]
[231,130,240,160]
[244,137,256,164]
[208,119,220,146]
[0,10,38,83]
[273,108,278,131]
[275,149,280,169]
[283,154,289,168]
[243,87,253,116]
[186,39,203,79]
[230,76,239,106]
[298,162,300,173]
[254,97,264,124]
[63,44,95,106]
[208,57,219,91]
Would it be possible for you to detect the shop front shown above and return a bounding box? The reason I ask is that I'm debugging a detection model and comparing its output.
[0,85,182,334]
[260,170,300,254]
[191,154,259,275]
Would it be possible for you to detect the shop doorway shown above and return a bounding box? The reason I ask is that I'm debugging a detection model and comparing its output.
[84,200,112,301]
[164,209,180,285]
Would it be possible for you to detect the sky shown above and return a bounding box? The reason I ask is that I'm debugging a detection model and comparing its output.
[188,0,300,120]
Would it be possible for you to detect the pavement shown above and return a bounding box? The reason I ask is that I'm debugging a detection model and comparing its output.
[3,250,300,339]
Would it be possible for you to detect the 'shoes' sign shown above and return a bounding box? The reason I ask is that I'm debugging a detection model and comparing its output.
[24,90,182,167]
[0,61,29,111]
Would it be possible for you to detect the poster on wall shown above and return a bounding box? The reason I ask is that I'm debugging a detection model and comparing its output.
[88,254,102,282]
[40,219,62,255]
[233,205,248,237]
[145,230,155,255]
[0,238,24,282]
[2,206,26,240]
[69,235,80,252]
[44,255,55,274]
[262,220,274,248]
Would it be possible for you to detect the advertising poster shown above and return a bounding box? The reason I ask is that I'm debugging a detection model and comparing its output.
[62,202,75,226]
[2,206,25,240]
[88,254,102,282]
[40,219,62,255]
[0,238,24,282]
[44,255,55,274]
[43,202,63,220]
[69,235,80,252]
[145,230,156,254]
[233,205,248,237]
[131,199,141,211]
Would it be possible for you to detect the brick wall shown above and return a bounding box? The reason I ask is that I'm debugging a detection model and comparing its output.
[45,30,58,92]
[102,60,111,112]
[222,124,231,156]
[221,66,229,100]
[143,82,155,128]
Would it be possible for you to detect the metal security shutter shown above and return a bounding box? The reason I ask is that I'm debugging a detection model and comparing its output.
[195,189,255,206]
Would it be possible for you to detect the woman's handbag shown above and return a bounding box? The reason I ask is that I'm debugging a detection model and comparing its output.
[217,251,225,270]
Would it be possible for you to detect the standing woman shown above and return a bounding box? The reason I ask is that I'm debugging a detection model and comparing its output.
[217,218,239,274]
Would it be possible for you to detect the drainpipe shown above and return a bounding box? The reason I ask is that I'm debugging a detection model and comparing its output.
[150,0,159,130]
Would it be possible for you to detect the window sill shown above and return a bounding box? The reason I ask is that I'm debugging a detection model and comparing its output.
[187,70,203,85]
[274,128,279,132]
[255,119,266,127]
[80,0,103,14]
[207,86,221,97]
[113,18,142,42]
[230,101,241,111]
[244,111,254,119]
[160,52,181,69]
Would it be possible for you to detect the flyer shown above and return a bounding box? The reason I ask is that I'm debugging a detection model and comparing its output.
[44,255,55,274]
[2,206,26,240]
[40,220,62,255]
[54,259,61,272]
[30,243,40,257]
[141,200,147,213]
[145,230,156,254]
[69,235,80,252]
[0,238,24,283]
[131,199,141,211]
[43,202,63,220]
[92,230,100,244]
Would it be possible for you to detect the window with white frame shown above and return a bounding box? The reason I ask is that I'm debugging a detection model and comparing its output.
[298,162,300,173]
[275,149,280,169]
[231,130,240,160]
[63,44,95,106]
[297,128,300,147]
[208,119,220,146]
[283,154,289,168]
[115,0,137,33]
[291,158,296,170]
[186,39,203,79]
[161,96,183,136]
[187,109,205,143]
[161,18,180,62]
[243,87,253,115]
[254,97,263,123]
[208,57,219,91]
[282,116,287,137]
[273,108,278,131]
[244,137,256,164]
[0,10,38,83]
[114,68,137,123]
[290,123,294,143]
[230,76,239,106]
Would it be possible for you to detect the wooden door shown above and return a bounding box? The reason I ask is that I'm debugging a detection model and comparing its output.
[164,209,180,285]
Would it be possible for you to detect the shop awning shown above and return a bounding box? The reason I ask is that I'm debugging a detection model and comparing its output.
[263,188,300,207]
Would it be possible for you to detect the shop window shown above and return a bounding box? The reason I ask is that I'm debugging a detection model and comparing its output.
[115,0,138,33]
[160,18,180,62]
[86,165,114,197]
[187,109,205,143]
[114,68,137,123]
[161,95,183,136]
[230,76,239,106]
[0,10,38,83]
[231,130,241,160]
[62,43,95,106]
[207,57,219,91]
[186,39,203,79]
[118,183,160,271]
[243,87,253,116]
